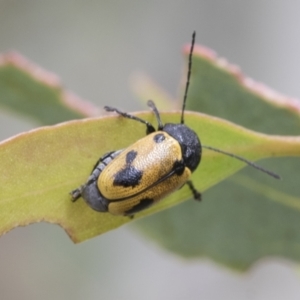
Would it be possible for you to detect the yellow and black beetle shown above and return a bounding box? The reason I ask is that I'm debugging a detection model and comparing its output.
[70,32,279,217]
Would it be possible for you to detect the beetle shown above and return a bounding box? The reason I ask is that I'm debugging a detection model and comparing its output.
[70,32,279,217]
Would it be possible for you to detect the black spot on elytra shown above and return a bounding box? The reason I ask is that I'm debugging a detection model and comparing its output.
[126,150,137,164]
[113,166,143,188]
[153,133,165,143]
[125,198,154,215]
[113,150,142,188]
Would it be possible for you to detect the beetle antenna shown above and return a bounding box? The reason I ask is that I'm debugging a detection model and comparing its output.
[181,31,196,124]
[202,145,281,179]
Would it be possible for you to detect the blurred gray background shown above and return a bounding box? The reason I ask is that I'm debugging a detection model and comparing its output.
[1,1,300,299]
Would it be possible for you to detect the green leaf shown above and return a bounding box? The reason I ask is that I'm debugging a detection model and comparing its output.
[1,47,300,271]
[0,52,98,124]
[1,111,298,243]
[134,45,300,270]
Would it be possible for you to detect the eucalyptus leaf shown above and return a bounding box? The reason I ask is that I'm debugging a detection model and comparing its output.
[1,112,298,243]
[134,45,300,270]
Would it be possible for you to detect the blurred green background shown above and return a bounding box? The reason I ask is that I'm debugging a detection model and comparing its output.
[1,1,300,299]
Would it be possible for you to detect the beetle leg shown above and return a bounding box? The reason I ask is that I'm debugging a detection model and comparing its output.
[186,180,201,201]
[70,172,98,202]
[104,106,156,134]
[147,100,164,130]
[91,150,122,172]
[70,188,82,201]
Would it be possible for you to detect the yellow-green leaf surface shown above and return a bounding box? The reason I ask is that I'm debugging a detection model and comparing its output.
[134,45,300,270]
[0,111,299,243]
[1,46,300,270]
